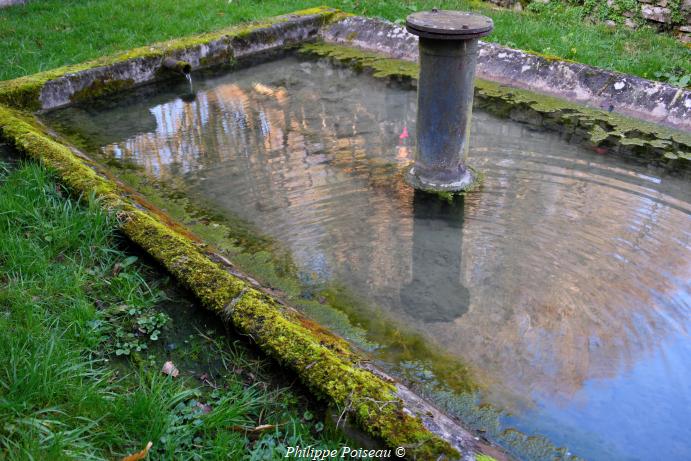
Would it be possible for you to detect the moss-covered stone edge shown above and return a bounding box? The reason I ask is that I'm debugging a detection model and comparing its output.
[300,42,691,169]
[0,6,350,112]
[0,102,461,460]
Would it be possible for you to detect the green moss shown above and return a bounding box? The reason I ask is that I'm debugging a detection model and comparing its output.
[76,145,478,397]
[301,42,418,80]
[476,455,498,461]
[71,78,136,104]
[232,290,457,458]
[406,167,486,200]
[123,212,245,308]
[41,59,482,401]
[111,169,305,297]
[475,455,497,461]
[300,42,691,169]
[320,285,477,395]
[474,79,691,163]
[0,78,44,112]
[124,211,458,458]
[0,106,120,204]
[435,191,456,203]
[589,124,611,144]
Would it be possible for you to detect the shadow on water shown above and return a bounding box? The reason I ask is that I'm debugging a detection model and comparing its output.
[401,192,469,323]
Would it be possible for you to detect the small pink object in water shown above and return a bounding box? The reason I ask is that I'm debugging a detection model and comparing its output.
[400,126,409,139]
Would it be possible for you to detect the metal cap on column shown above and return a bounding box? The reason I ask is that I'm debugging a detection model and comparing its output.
[405,10,493,192]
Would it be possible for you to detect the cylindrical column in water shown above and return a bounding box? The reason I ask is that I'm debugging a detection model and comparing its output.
[405,10,493,192]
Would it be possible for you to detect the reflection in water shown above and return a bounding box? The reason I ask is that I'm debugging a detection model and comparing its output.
[401,192,469,323]
[45,56,691,461]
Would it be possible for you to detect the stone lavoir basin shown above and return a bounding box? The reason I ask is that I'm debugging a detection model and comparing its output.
[43,52,691,461]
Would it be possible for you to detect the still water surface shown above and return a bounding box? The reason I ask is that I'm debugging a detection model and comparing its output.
[46,56,691,461]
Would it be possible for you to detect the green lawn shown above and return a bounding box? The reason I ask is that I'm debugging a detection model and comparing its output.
[0,161,346,460]
[0,0,689,83]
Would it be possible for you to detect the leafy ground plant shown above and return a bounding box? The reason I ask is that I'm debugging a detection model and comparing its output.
[0,161,349,460]
[654,69,691,89]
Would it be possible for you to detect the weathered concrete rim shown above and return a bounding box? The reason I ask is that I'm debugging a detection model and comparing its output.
[321,15,691,132]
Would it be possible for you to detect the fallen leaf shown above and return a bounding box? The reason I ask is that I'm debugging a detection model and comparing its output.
[252,424,275,432]
[161,361,179,378]
[228,424,276,433]
[121,441,153,461]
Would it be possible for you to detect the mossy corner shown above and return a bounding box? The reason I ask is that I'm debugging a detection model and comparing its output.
[0,101,461,460]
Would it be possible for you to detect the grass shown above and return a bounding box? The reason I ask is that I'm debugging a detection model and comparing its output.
[0,0,688,83]
[0,161,348,460]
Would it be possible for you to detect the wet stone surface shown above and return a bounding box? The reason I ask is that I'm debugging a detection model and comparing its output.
[45,55,691,461]
[406,10,493,39]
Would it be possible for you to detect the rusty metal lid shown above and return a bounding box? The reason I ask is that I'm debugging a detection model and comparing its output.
[406,9,493,39]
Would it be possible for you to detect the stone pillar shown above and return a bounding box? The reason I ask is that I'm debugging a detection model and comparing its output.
[405,10,493,192]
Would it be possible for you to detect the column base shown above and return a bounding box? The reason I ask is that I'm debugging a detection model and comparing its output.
[405,164,478,192]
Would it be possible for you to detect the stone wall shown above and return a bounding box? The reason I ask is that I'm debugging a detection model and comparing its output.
[638,0,691,41]
[486,0,691,42]
[0,0,28,8]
